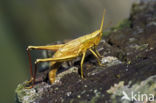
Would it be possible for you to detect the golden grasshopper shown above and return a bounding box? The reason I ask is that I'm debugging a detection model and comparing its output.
[26,10,106,88]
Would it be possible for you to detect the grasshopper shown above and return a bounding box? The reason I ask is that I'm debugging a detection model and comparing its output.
[26,10,106,88]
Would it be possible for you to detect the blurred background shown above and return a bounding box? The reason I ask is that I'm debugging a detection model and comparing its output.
[0,0,135,103]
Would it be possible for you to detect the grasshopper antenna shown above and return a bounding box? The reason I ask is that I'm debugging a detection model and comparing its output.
[100,9,106,32]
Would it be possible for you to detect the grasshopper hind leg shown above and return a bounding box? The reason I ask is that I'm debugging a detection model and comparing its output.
[25,63,37,89]
[24,77,34,89]
[34,54,79,84]
[25,44,64,88]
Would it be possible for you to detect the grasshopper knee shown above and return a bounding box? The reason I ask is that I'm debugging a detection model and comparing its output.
[35,59,41,64]
[27,46,35,51]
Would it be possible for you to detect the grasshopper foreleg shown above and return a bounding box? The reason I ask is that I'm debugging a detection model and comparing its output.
[80,52,86,79]
[94,46,104,58]
[89,48,104,66]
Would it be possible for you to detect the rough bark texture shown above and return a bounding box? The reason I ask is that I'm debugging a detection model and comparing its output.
[16,0,156,103]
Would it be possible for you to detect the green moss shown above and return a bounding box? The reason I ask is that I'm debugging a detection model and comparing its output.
[15,81,27,102]
[103,31,112,37]
[15,81,39,103]
[111,19,131,32]
[102,19,131,37]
